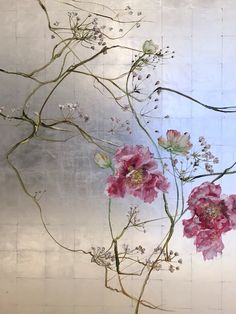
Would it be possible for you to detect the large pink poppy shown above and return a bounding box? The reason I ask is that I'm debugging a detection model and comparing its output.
[106,145,169,203]
[183,182,236,260]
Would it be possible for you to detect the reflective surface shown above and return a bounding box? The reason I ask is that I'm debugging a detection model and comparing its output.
[1,0,236,313]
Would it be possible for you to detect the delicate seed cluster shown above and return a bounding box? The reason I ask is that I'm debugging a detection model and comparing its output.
[58,103,89,122]
[108,117,132,134]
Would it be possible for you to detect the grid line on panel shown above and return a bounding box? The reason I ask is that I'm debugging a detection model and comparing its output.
[160,2,164,308]
[220,257,223,313]
[190,6,193,119]
[220,7,224,165]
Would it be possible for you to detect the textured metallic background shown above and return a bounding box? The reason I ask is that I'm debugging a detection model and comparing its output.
[1,0,236,313]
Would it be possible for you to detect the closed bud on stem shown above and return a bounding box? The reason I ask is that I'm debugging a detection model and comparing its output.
[94,152,111,169]
[142,40,159,55]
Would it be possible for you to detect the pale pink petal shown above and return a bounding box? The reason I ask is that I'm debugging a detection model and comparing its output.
[131,187,157,204]
[154,172,170,192]
[183,216,200,238]
[167,129,181,142]
[195,229,224,260]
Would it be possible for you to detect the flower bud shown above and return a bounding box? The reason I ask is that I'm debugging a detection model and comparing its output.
[142,40,159,54]
[94,152,111,169]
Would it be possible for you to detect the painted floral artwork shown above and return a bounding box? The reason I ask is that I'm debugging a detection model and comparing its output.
[1,0,236,313]
[106,145,169,203]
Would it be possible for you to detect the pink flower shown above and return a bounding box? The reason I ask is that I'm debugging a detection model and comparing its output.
[158,129,192,155]
[106,145,169,203]
[183,182,233,260]
[187,182,231,233]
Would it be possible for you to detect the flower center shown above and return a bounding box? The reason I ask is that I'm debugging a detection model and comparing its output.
[204,205,221,219]
[126,167,144,187]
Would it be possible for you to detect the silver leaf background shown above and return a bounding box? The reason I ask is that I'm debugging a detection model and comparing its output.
[1,0,236,313]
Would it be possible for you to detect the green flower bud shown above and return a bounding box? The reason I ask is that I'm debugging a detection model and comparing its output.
[142,40,159,54]
[94,152,111,169]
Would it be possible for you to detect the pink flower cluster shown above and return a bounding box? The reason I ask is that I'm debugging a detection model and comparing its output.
[183,182,236,260]
[106,145,169,203]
